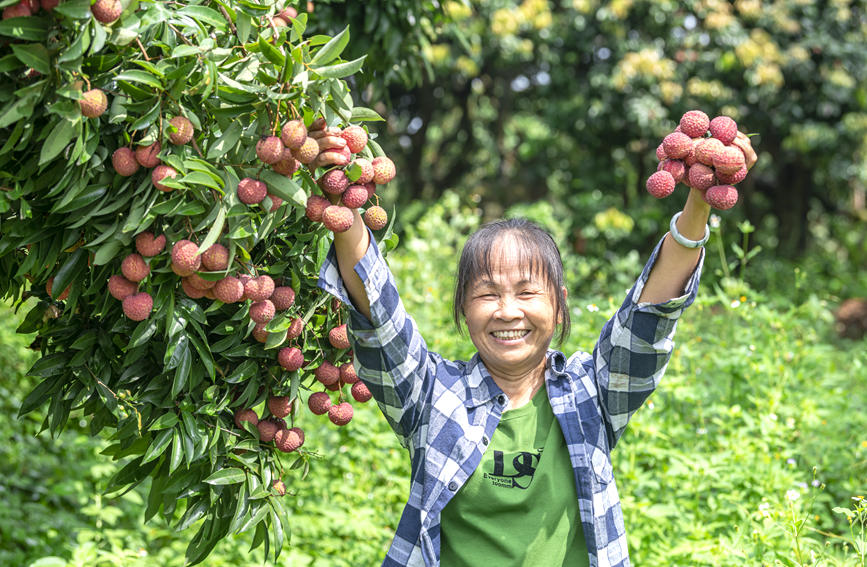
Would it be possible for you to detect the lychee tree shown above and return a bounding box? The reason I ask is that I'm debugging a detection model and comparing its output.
[0,1,398,563]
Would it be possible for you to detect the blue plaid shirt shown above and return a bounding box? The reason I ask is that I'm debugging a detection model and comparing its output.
[318,231,703,567]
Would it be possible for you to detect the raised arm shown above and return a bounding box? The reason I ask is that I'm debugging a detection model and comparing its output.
[332,208,372,320]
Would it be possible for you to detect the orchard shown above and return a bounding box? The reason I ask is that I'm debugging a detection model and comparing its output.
[0,0,397,562]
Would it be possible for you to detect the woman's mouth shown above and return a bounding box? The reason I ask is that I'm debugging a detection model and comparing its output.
[490,330,530,342]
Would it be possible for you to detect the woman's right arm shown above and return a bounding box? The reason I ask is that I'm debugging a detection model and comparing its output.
[332,209,372,322]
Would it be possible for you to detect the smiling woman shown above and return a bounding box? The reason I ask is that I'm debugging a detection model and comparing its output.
[317,185,720,567]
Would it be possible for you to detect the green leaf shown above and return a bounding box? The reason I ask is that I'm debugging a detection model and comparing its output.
[142,428,173,464]
[260,170,306,207]
[197,204,226,255]
[350,106,385,122]
[169,430,184,474]
[114,70,164,90]
[11,43,50,75]
[0,16,49,41]
[310,25,349,66]
[257,35,285,67]
[204,467,246,485]
[178,5,228,31]
[312,55,366,79]
[39,119,78,165]
[206,121,242,159]
[51,248,87,299]
[53,0,92,19]
[224,359,257,384]
[149,412,179,430]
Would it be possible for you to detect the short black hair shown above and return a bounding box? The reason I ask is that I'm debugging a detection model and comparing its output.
[453,217,570,346]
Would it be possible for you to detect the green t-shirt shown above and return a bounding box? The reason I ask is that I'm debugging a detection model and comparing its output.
[439,387,590,567]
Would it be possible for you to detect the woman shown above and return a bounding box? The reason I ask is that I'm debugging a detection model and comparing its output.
[316,136,755,567]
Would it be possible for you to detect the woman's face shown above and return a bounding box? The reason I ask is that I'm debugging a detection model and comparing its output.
[462,235,564,380]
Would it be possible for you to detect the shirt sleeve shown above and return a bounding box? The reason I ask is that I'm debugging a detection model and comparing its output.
[317,229,435,447]
[588,235,704,449]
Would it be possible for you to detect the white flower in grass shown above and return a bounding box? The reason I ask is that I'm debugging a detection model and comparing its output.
[586,303,599,312]
[709,214,721,229]
[786,489,801,502]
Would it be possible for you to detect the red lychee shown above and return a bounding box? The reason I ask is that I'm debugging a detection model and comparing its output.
[662,132,692,160]
[704,185,739,210]
[339,362,358,384]
[91,0,121,23]
[363,206,388,230]
[214,276,244,303]
[3,1,31,18]
[352,158,374,184]
[655,143,667,161]
[694,137,725,166]
[135,141,161,168]
[171,239,201,274]
[709,116,738,144]
[274,427,304,452]
[250,300,276,323]
[46,277,70,301]
[679,110,710,138]
[305,194,330,222]
[121,253,149,283]
[286,317,303,339]
[713,145,746,175]
[341,185,369,209]
[329,323,350,349]
[41,0,58,11]
[646,171,675,198]
[278,347,304,371]
[152,165,178,192]
[687,163,716,191]
[271,286,295,310]
[328,402,353,426]
[272,149,300,176]
[135,232,166,257]
[371,156,396,184]
[244,275,275,302]
[341,125,368,153]
[122,292,153,321]
[181,277,206,298]
[234,408,259,429]
[187,272,215,290]
[167,116,194,145]
[716,165,747,185]
[237,177,267,204]
[257,419,279,442]
[201,243,229,271]
[308,392,332,415]
[256,136,284,164]
[278,6,297,21]
[252,322,268,343]
[318,169,349,195]
[322,205,354,233]
[281,119,307,150]
[314,361,340,386]
[267,194,283,212]
[112,148,139,176]
[657,159,686,184]
[108,275,137,300]
[268,396,293,418]
[351,381,372,403]
[293,137,319,164]
[79,89,107,118]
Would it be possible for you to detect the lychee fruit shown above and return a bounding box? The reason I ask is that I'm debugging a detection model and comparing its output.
[274,427,304,452]
[371,156,396,184]
[271,286,295,310]
[351,381,372,403]
[122,292,153,321]
[679,110,710,138]
[112,148,139,176]
[712,145,746,175]
[661,132,692,160]
[272,149,300,176]
[237,177,267,204]
[171,240,201,275]
[286,317,303,339]
[322,205,354,233]
[341,125,368,153]
[121,253,149,283]
[363,206,388,230]
[257,419,279,442]
[716,165,747,185]
[709,116,738,144]
[108,275,137,300]
[46,277,70,301]
[244,275,274,302]
[268,396,293,418]
[181,277,206,299]
[3,2,31,18]
[79,89,108,118]
[683,138,702,167]
[318,169,349,195]
[234,408,258,429]
[339,362,358,384]
[250,300,276,323]
[655,143,667,161]
[646,171,675,198]
[135,141,161,168]
[256,136,283,164]
[329,323,350,349]
[687,163,716,191]
[694,138,725,167]
[278,6,297,21]
[352,158,374,183]
[704,185,739,210]
[314,361,340,386]
[293,137,319,164]
[305,194,330,222]
[328,402,353,426]
[41,0,59,11]
[152,165,178,192]
[278,347,304,371]
[308,392,332,415]
[267,194,283,212]
[657,159,686,184]
[324,380,343,392]
[135,232,166,256]
[214,276,244,303]
[281,119,307,150]
[237,274,252,299]
[187,272,215,290]
[201,243,229,271]
[341,185,369,209]
[167,116,194,145]
[252,322,269,342]
[91,0,121,23]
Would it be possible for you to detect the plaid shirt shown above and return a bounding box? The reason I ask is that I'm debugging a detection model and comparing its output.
[318,232,703,567]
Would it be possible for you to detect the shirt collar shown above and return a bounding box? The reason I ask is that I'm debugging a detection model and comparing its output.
[462,350,568,408]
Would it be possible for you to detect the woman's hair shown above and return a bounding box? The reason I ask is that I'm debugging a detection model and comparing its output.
[452,217,570,346]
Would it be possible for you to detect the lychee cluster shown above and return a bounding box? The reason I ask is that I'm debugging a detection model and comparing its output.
[105,231,167,321]
[3,0,59,20]
[647,110,754,210]
[233,401,305,454]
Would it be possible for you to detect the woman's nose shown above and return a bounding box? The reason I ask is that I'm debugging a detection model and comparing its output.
[495,296,522,319]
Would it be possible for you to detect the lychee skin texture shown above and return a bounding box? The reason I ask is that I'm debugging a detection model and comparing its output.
[329,323,350,350]
[91,0,121,23]
[168,116,194,145]
[187,272,215,290]
[351,158,375,184]
[201,243,229,271]
[293,137,319,164]
[679,110,710,138]
[234,408,259,429]
[121,253,150,283]
[306,195,330,222]
[683,138,702,167]
[237,177,267,205]
[704,185,739,210]
[274,427,304,452]
[341,185,369,209]
[277,347,304,371]
[713,145,746,175]
[79,89,108,118]
[252,322,268,343]
[687,163,716,191]
[341,125,368,153]
[271,286,295,310]
[351,381,372,403]
[122,292,153,321]
[657,159,686,184]
[46,277,70,301]
[172,263,195,278]
[250,300,276,323]
[267,194,283,212]
[237,274,252,300]
[135,232,166,256]
[152,165,178,192]
[308,392,332,415]
[112,148,140,176]
[171,240,201,273]
[256,136,284,164]
[662,132,693,160]
[257,420,279,442]
[695,138,725,167]
[3,2,32,18]
[319,169,349,195]
[363,206,388,230]
[716,165,748,185]
[268,396,293,419]
[322,205,354,233]
[281,120,308,150]
[328,402,354,426]
[108,275,137,300]
[655,143,667,161]
[709,116,738,144]
[135,142,161,168]
[181,277,206,299]
[244,275,275,302]
[41,0,59,11]
[272,149,300,176]
[339,362,359,385]
[371,156,396,184]
[646,171,676,199]
[286,317,303,340]
[314,361,341,386]
[214,276,244,303]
